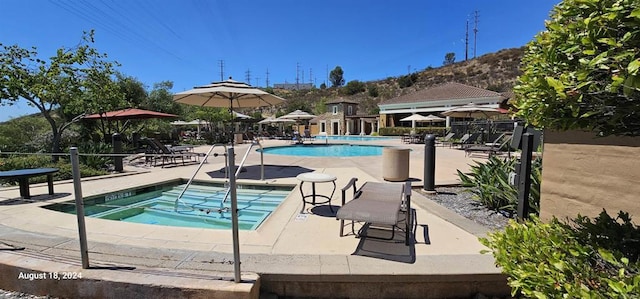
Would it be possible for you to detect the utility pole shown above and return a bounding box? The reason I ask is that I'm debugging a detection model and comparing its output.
[255,77,260,87]
[407,65,411,75]
[309,68,313,85]
[265,69,270,87]
[245,69,251,85]
[473,10,479,59]
[465,19,469,61]
[296,62,300,90]
[218,60,225,81]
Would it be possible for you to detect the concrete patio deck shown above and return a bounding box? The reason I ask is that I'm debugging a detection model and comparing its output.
[0,138,510,298]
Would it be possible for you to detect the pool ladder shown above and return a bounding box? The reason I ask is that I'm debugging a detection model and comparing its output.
[173,140,265,212]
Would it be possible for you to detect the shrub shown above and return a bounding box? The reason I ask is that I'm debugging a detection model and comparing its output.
[457,156,541,216]
[76,142,113,170]
[342,80,366,95]
[481,211,640,298]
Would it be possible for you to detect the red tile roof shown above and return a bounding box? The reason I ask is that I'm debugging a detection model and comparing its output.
[380,82,505,105]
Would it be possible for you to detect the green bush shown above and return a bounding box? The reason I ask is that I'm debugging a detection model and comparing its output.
[457,156,541,216]
[342,80,366,95]
[481,211,640,298]
[77,142,113,170]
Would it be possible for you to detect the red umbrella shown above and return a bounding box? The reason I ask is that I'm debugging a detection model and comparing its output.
[83,108,178,120]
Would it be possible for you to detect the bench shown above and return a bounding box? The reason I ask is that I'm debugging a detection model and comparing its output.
[336,178,412,245]
[0,168,59,199]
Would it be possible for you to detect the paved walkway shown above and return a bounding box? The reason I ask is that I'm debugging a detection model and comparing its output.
[0,138,506,298]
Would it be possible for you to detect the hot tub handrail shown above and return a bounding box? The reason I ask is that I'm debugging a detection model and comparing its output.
[221,139,264,206]
[174,143,228,211]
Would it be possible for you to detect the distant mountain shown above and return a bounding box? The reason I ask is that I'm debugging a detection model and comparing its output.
[272,47,525,115]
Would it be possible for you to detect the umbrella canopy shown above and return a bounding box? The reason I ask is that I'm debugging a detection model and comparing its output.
[400,114,429,122]
[279,109,316,121]
[83,108,178,120]
[441,103,503,119]
[423,114,446,122]
[258,116,295,124]
[173,78,286,109]
[233,111,252,120]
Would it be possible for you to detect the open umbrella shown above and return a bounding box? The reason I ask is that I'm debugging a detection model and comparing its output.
[172,78,285,283]
[280,110,316,133]
[400,114,429,131]
[441,103,502,119]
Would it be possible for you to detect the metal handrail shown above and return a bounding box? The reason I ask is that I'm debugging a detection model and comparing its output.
[221,141,255,205]
[174,143,228,211]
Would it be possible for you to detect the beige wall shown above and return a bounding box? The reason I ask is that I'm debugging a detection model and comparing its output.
[540,130,640,222]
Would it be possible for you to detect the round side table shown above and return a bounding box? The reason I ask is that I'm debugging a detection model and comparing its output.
[296,172,337,213]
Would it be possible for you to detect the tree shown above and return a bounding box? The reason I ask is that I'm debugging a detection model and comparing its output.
[329,66,345,87]
[0,30,123,160]
[514,0,640,136]
[443,52,456,66]
[343,80,366,95]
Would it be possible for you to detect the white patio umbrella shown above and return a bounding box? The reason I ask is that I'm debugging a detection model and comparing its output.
[279,109,316,122]
[172,77,286,283]
[400,114,429,131]
[441,103,502,119]
[423,114,446,123]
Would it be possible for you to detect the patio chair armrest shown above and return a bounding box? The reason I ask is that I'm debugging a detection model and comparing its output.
[340,177,359,206]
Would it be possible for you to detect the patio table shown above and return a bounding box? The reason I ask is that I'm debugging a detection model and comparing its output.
[0,168,59,199]
[296,172,337,213]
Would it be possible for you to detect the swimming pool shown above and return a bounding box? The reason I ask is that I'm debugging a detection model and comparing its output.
[315,135,395,141]
[258,144,384,157]
[43,180,293,230]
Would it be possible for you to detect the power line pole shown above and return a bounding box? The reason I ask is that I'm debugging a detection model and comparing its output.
[296,62,300,90]
[255,77,260,87]
[309,68,313,84]
[473,10,479,59]
[245,69,251,84]
[465,19,469,61]
[218,60,225,81]
[265,69,270,87]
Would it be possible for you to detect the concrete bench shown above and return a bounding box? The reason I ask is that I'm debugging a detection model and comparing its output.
[0,168,59,199]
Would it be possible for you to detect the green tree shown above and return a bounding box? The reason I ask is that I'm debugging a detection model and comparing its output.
[514,0,640,136]
[443,52,456,66]
[343,80,366,95]
[329,66,345,87]
[0,31,123,160]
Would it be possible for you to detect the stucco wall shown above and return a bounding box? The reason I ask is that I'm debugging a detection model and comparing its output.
[540,130,640,222]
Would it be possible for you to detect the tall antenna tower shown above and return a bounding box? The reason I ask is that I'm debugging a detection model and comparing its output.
[265,69,270,87]
[473,10,479,58]
[218,60,225,81]
[309,68,313,84]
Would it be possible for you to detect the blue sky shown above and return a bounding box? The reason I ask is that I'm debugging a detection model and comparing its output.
[1,0,560,122]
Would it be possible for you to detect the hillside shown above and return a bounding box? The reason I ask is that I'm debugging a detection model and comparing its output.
[273,47,525,114]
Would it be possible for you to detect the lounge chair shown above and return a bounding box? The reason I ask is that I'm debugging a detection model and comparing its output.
[148,138,202,167]
[453,132,481,148]
[464,133,512,157]
[437,132,455,147]
[336,178,412,245]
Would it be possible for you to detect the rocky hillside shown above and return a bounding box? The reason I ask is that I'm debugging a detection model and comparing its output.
[273,47,525,115]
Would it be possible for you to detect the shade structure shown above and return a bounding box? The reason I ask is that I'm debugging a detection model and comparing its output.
[258,116,295,124]
[233,111,252,120]
[83,108,178,120]
[423,114,446,123]
[279,109,316,121]
[173,78,286,109]
[441,103,503,119]
[400,114,429,122]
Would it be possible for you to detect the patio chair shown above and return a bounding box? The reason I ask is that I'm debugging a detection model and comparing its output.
[303,129,315,142]
[336,178,412,245]
[464,133,512,157]
[437,132,455,147]
[149,138,201,167]
[453,132,480,148]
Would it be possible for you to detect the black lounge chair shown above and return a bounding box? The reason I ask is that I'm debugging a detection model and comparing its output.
[464,133,512,157]
[336,178,412,245]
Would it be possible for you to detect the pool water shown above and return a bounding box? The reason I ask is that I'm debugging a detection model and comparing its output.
[258,144,384,157]
[43,181,293,230]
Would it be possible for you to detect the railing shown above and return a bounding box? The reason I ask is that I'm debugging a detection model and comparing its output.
[174,143,228,211]
[221,139,264,205]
